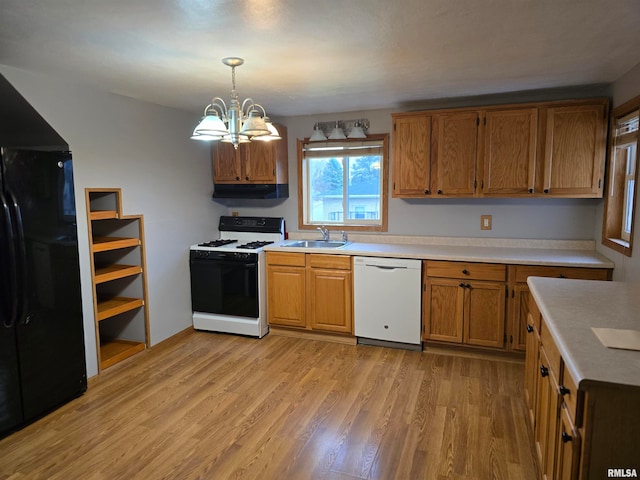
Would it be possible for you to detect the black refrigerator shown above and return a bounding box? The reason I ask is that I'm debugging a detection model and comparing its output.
[0,148,87,438]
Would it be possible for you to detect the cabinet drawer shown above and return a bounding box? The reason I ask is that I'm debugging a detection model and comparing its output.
[426,261,506,281]
[307,254,351,270]
[560,366,583,428]
[514,265,610,283]
[266,251,306,267]
[539,317,561,380]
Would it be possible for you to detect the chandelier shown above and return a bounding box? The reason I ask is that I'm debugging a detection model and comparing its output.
[191,57,281,149]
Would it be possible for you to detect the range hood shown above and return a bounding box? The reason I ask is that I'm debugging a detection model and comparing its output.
[212,183,289,199]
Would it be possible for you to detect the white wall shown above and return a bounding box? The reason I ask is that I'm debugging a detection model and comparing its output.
[595,62,640,281]
[0,65,225,378]
[225,87,610,241]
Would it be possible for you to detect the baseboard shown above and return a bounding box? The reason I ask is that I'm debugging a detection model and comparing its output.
[269,327,357,345]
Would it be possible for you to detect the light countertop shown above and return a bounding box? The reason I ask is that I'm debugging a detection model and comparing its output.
[265,238,614,268]
[528,277,640,389]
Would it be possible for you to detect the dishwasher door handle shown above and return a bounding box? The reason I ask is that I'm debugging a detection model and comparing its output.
[368,264,407,270]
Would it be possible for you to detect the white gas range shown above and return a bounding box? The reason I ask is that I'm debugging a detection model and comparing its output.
[189,216,284,338]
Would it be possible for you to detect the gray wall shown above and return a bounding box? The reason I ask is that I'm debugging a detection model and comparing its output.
[595,62,640,281]
[225,86,610,241]
[0,65,224,378]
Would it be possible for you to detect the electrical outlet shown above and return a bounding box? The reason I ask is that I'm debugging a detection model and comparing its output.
[481,215,492,230]
[231,211,239,217]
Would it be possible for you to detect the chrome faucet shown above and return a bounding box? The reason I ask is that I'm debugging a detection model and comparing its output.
[341,230,348,242]
[317,225,330,241]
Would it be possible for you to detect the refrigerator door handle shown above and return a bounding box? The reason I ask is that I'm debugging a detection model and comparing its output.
[0,190,19,328]
[7,190,29,325]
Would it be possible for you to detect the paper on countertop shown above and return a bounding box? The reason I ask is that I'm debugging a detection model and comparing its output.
[592,328,640,351]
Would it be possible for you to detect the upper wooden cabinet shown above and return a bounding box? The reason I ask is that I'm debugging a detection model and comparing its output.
[432,111,479,196]
[212,124,288,184]
[482,107,538,195]
[391,99,609,199]
[391,115,431,196]
[541,103,608,197]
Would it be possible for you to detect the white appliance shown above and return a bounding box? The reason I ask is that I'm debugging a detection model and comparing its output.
[353,256,422,347]
[189,216,284,338]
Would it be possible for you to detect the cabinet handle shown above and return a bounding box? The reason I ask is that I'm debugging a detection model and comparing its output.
[540,365,549,377]
[236,176,240,181]
[464,283,471,289]
[561,431,573,443]
[543,188,549,194]
[437,189,443,195]
[528,188,534,193]
[462,269,469,275]
[459,282,465,288]
[558,274,566,278]
[526,324,534,333]
[559,385,570,396]
[425,189,431,194]
[246,176,250,181]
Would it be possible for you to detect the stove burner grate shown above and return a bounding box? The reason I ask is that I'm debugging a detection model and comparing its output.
[198,239,238,247]
[237,241,275,250]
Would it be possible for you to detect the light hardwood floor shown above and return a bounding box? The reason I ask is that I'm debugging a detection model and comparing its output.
[0,330,539,479]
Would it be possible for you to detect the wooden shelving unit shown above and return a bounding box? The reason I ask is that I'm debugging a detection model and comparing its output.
[85,188,150,372]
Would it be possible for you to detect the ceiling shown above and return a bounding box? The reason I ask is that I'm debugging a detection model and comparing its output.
[1,0,639,118]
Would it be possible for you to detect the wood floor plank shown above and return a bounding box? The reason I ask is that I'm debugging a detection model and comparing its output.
[0,330,538,479]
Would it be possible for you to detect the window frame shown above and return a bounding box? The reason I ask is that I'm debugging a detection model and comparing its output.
[297,134,389,232]
[602,95,640,256]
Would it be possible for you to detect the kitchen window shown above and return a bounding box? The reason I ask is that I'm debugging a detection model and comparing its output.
[603,97,639,256]
[297,134,389,232]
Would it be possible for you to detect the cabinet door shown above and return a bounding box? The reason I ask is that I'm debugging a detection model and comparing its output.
[245,141,277,183]
[432,111,479,196]
[542,103,607,197]
[512,284,530,352]
[392,115,431,196]
[535,346,560,479]
[424,278,464,343]
[266,265,306,328]
[212,142,243,183]
[307,268,352,334]
[463,280,506,348]
[482,108,538,196]
[524,313,539,426]
[555,405,581,480]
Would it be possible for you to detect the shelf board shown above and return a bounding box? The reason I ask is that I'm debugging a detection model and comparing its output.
[90,210,119,220]
[94,264,142,284]
[92,236,140,252]
[100,338,145,370]
[96,296,144,321]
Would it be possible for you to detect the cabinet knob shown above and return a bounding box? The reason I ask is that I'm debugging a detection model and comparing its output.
[528,188,534,194]
[465,283,471,289]
[540,365,549,377]
[526,324,534,333]
[425,189,431,194]
[543,188,549,194]
[437,189,443,195]
[236,176,240,181]
[559,385,570,396]
[462,269,469,275]
[561,431,573,443]
[246,176,250,181]
[459,282,465,288]
[558,274,566,278]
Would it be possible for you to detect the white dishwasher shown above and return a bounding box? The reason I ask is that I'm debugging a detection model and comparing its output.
[353,256,422,347]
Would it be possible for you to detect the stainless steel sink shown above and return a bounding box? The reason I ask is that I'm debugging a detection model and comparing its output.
[283,240,350,249]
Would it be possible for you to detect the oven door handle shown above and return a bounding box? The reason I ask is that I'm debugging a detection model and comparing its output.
[191,260,258,268]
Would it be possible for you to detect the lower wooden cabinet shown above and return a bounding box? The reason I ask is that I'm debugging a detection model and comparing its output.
[423,261,506,349]
[266,252,353,335]
[508,265,611,352]
[527,293,640,479]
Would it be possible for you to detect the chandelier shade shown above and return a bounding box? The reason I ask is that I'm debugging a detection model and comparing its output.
[191,57,278,149]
